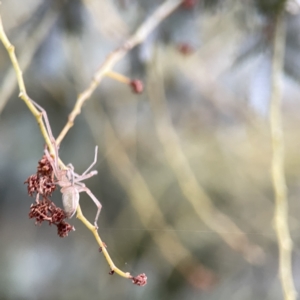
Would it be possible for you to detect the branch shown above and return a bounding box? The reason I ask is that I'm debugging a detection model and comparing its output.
[56,0,183,145]
[0,10,57,115]
[0,12,140,284]
[84,104,216,285]
[0,15,53,153]
[0,0,183,285]
[269,11,297,300]
[76,205,132,279]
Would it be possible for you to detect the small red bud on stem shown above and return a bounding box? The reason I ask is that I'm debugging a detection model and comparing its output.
[130,80,143,94]
[105,71,143,94]
[181,0,197,9]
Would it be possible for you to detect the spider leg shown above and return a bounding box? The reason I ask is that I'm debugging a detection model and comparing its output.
[29,100,55,142]
[29,99,60,172]
[77,186,102,228]
[82,146,98,176]
[67,163,74,171]
[73,170,98,183]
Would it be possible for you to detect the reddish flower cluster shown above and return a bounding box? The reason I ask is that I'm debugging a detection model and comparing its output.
[130,80,143,94]
[25,155,56,197]
[25,154,74,237]
[29,197,74,237]
[131,273,147,286]
[181,0,197,9]
[177,43,194,55]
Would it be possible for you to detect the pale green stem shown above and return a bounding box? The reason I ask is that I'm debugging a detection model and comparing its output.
[270,10,297,300]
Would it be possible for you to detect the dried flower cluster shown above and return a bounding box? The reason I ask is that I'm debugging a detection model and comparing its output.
[131,273,147,286]
[25,154,74,237]
[26,155,56,196]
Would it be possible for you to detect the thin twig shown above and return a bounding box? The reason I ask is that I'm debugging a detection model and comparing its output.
[106,71,131,85]
[0,12,134,282]
[86,105,214,282]
[56,0,183,145]
[0,1,183,283]
[76,205,131,279]
[0,10,57,115]
[269,10,297,300]
[0,15,53,152]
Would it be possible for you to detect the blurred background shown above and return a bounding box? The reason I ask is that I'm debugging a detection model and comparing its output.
[1,0,300,299]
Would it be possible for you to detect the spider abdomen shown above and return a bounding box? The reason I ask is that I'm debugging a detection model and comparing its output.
[62,187,80,218]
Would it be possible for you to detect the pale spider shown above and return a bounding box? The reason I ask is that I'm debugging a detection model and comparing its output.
[32,100,102,228]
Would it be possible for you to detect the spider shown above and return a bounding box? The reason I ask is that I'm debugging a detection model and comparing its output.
[31,100,102,229]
